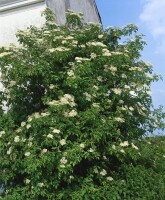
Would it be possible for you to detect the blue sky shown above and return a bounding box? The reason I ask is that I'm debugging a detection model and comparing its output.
[96,0,165,109]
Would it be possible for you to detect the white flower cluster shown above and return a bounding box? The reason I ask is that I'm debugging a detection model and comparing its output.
[87,41,106,47]
[59,139,66,146]
[83,92,92,101]
[0,52,12,58]
[7,147,12,155]
[67,70,75,77]
[102,48,111,56]
[80,143,85,148]
[64,109,78,117]
[48,47,70,53]
[52,129,60,134]
[75,57,91,63]
[14,136,20,142]
[112,88,122,95]
[115,117,125,123]
[120,141,129,147]
[129,67,142,72]
[0,131,5,138]
[42,149,48,153]
[47,134,53,139]
[90,53,97,59]
[100,169,107,176]
[25,179,31,184]
[48,94,76,107]
[60,157,67,165]
[38,182,44,187]
[104,65,117,73]
[98,34,104,39]
[9,81,16,87]
[131,143,139,150]
[92,103,100,108]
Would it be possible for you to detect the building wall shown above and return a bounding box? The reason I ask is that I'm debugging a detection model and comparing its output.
[0,0,101,46]
[46,0,101,24]
[0,1,46,46]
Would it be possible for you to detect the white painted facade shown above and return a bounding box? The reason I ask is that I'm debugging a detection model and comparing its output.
[0,0,101,46]
[0,0,46,46]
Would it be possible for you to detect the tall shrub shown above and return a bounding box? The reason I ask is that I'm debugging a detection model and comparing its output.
[0,9,164,199]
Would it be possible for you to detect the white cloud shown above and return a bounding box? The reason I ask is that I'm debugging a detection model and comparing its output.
[140,0,165,37]
[140,0,165,53]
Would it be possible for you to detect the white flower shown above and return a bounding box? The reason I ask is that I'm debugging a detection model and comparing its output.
[60,139,66,146]
[120,149,125,153]
[124,85,130,89]
[28,142,33,147]
[25,152,31,157]
[100,169,107,176]
[121,74,127,79]
[107,176,114,181]
[9,81,16,87]
[0,131,5,137]
[102,49,112,56]
[112,145,116,150]
[7,147,12,155]
[87,41,106,47]
[94,168,99,173]
[129,107,134,111]
[119,100,124,104]
[110,66,117,72]
[103,156,107,160]
[52,129,60,134]
[131,143,139,150]
[146,90,152,95]
[92,103,100,108]
[14,136,20,142]
[147,141,151,145]
[83,92,92,101]
[49,84,55,89]
[97,76,103,82]
[69,176,74,179]
[42,149,48,153]
[88,148,94,153]
[0,52,12,58]
[26,124,31,129]
[41,112,50,117]
[98,34,104,39]
[47,134,53,139]
[90,53,97,59]
[68,110,78,117]
[38,183,44,187]
[21,122,26,127]
[28,116,33,122]
[67,70,75,77]
[93,85,99,90]
[80,143,85,148]
[34,112,41,119]
[22,138,26,142]
[60,157,68,165]
[115,117,125,123]
[120,141,129,147]
[163,155,165,158]
[112,88,122,95]
[130,91,137,97]
[25,179,31,184]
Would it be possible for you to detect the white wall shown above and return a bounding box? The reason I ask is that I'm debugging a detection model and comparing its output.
[0,1,46,46]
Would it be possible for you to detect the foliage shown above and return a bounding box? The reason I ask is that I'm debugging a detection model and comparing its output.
[0,9,165,199]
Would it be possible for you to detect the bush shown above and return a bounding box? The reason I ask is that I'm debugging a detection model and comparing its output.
[0,9,165,199]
